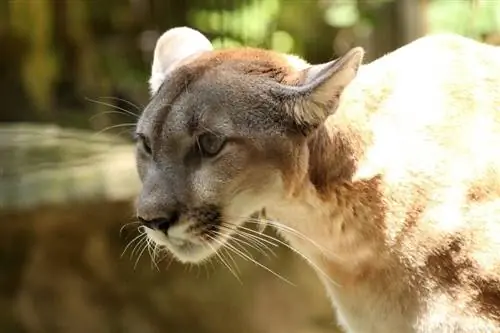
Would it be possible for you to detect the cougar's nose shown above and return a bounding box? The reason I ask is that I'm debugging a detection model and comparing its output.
[138,211,180,232]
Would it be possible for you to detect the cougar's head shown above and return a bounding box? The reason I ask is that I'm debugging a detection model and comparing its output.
[134,27,364,263]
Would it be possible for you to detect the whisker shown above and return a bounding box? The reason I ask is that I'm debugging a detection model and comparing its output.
[231,232,275,258]
[228,224,278,248]
[155,250,169,264]
[134,240,149,270]
[245,218,341,260]
[116,128,136,139]
[223,223,284,250]
[93,123,138,137]
[225,237,254,259]
[89,110,138,123]
[225,219,341,287]
[208,237,243,282]
[152,243,165,269]
[119,221,142,236]
[220,247,241,274]
[206,238,242,283]
[85,97,140,118]
[131,235,148,260]
[211,229,254,255]
[98,96,143,111]
[147,238,161,272]
[146,239,154,270]
[163,254,175,271]
[210,234,295,286]
[216,227,276,258]
[222,224,279,249]
[120,230,145,258]
[155,245,169,267]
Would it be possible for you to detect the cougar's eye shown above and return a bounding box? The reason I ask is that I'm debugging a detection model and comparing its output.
[198,133,226,157]
[135,133,152,155]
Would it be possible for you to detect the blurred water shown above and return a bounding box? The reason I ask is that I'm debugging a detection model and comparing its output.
[0,123,140,211]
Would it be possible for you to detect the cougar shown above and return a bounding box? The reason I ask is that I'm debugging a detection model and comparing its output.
[134,26,500,332]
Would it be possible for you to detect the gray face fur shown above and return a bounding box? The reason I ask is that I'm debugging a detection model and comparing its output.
[134,27,363,263]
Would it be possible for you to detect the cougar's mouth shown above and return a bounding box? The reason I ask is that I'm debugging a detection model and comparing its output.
[143,207,266,264]
[145,224,213,263]
[141,205,228,263]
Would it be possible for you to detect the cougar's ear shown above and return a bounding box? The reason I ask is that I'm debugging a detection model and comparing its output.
[149,27,213,95]
[276,47,364,135]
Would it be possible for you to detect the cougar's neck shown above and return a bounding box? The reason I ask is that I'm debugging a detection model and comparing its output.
[307,63,379,193]
[269,74,392,285]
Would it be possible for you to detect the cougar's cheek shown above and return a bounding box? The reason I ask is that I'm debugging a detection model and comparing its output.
[223,173,283,222]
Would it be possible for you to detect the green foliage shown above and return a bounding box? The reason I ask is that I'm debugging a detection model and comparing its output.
[427,0,500,38]
[324,0,359,28]
[188,0,281,48]
[1,0,500,129]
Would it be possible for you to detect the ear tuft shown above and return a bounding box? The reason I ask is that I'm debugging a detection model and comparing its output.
[149,27,213,95]
[279,47,364,135]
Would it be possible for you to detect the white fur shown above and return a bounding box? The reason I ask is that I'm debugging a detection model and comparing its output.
[149,27,213,95]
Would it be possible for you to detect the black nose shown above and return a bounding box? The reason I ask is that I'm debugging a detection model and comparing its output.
[138,211,180,231]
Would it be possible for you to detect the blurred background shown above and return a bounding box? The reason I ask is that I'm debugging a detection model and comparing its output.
[1,0,500,332]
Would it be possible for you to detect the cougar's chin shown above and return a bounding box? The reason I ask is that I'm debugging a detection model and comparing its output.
[144,221,238,264]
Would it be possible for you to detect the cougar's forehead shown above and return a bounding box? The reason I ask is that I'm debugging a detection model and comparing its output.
[138,48,303,137]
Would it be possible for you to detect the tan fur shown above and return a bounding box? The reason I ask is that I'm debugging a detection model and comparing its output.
[269,34,500,332]
[136,28,500,333]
